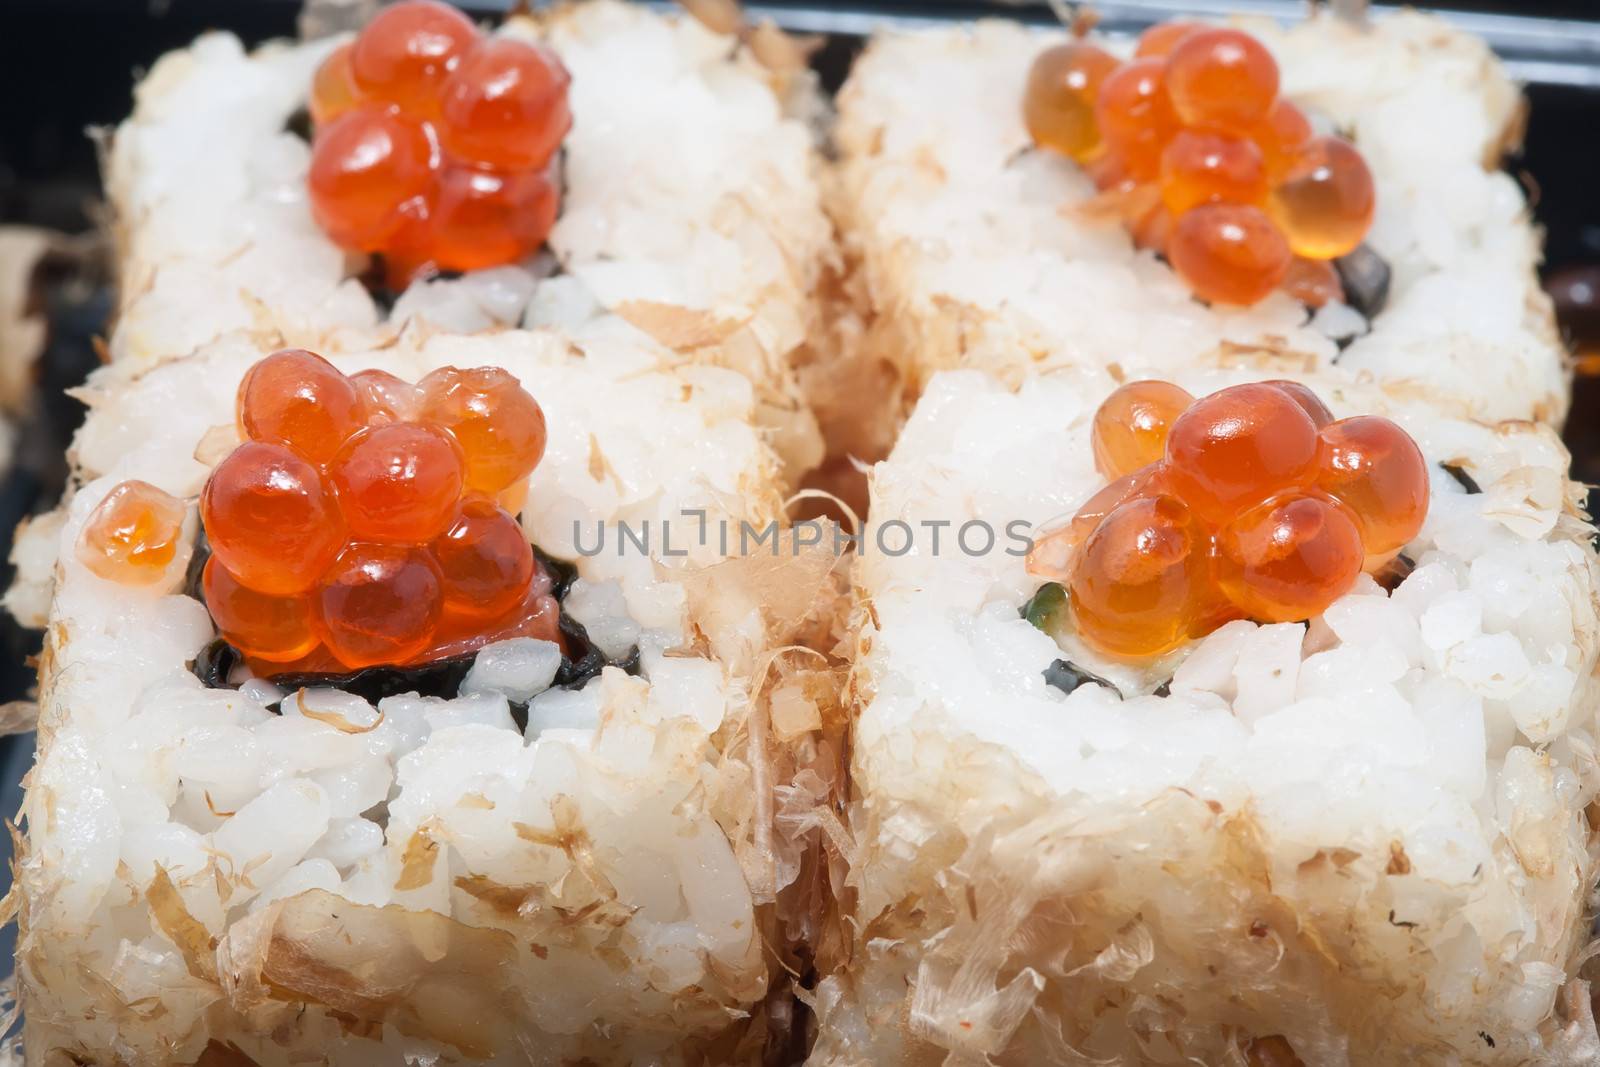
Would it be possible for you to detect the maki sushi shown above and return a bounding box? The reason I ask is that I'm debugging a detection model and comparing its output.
[9,7,849,1060]
[105,0,832,479]
[810,365,1600,1064]
[11,322,844,1063]
[826,11,1564,461]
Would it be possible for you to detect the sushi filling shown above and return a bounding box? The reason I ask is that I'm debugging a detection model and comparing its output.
[307,0,572,287]
[76,348,591,689]
[1024,21,1377,308]
[1027,379,1429,658]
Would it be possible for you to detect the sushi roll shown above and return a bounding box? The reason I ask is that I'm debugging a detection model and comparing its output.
[826,11,1564,458]
[11,320,840,1057]
[105,0,832,479]
[809,365,1600,1064]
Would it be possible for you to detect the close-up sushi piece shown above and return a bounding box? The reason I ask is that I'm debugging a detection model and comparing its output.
[106,0,832,478]
[809,364,1600,1064]
[825,11,1564,467]
[10,324,840,1063]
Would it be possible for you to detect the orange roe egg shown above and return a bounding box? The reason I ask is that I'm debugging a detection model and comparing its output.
[1164,382,1320,523]
[1216,491,1364,622]
[499,484,531,524]
[331,423,465,543]
[310,43,365,127]
[348,0,478,118]
[1280,256,1343,309]
[1168,203,1292,306]
[433,499,535,620]
[1068,493,1211,658]
[350,368,421,424]
[308,105,434,251]
[1094,58,1176,180]
[1262,379,1334,428]
[376,215,440,290]
[1159,129,1268,216]
[202,442,346,595]
[1092,380,1194,479]
[1135,21,1204,58]
[238,348,366,463]
[418,366,547,494]
[1130,201,1174,252]
[1083,154,1129,193]
[1316,416,1429,555]
[77,480,187,586]
[204,559,320,662]
[427,165,559,273]
[438,38,571,171]
[1023,42,1119,162]
[318,543,444,667]
[1025,463,1170,582]
[1165,27,1280,132]
[1268,135,1376,259]
[1253,99,1312,180]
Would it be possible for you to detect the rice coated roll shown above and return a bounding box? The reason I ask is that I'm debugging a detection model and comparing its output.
[106,0,831,478]
[827,12,1564,452]
[809,364,1600,1065]
[12,320,838,1064]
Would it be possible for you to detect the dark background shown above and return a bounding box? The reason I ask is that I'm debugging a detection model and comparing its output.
[1,0,1598,968]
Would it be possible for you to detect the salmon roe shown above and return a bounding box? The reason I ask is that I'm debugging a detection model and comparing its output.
[1268,135,1377,259]
[1168,203,1291,307]
[307,0,570,279]
[309,44,363,127]
[1022,42,1119,163]
[1069,494,1211,658]
[237,348,366,463]
[1091,380,1193,480]
[1281,256,1343,309]
[1134,22,1203,59]
[418,365,548,493]
[200,347,555,674]
[1024,20,1375,306]
[204,558,321,663]
[1159,129,1267,216]
[1093,58,1175,180]
[76,480,188,586]
[1027,380,1430,658]
[432,499,536,620]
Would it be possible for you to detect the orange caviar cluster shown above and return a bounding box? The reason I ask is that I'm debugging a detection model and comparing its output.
[308,0,570,283]
[1023,22,1376,306]
[1027,380,1428,659]
[199,348,559,673]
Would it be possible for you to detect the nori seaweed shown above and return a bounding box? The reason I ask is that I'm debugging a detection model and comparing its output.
[1024,585,1123,698]
[1440,462,1482,495]
[1020,582,1067,632]
[1042,658,1121,699]
[1334,243,1391,319]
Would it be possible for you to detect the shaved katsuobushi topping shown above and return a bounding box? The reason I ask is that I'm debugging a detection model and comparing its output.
[199,348,557,673]
[76,481,189,585]
[308,0,570,282]
[1023,22,1375,307]
[1028,380,1428,658]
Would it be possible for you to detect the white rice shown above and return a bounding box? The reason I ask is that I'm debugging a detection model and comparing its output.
[14,318,837,1063]
[827,11,1566,447]
[105,0,833,477]
[809,363,1600,1065]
